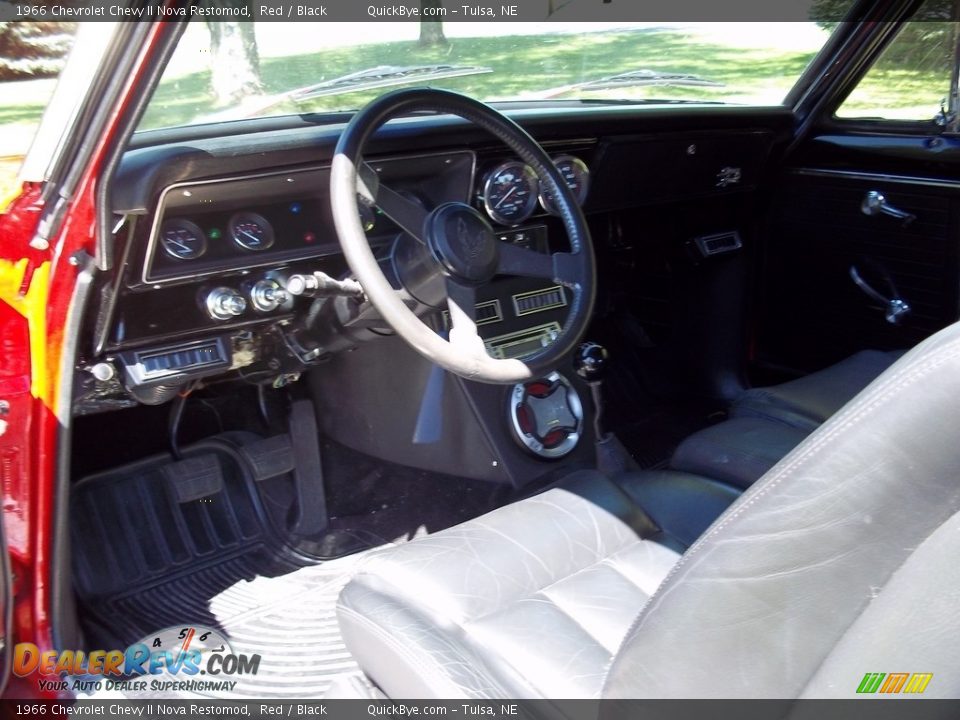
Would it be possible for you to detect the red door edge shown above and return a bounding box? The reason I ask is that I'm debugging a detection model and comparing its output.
[0,19,173,698]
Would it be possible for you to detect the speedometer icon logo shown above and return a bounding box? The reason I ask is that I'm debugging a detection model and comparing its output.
[123,624,260,698]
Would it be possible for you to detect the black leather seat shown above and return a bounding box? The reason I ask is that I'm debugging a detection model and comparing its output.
[337,328,960,698]
[670,349,903,488]
[731,349,903,432]
[670,417,809,490]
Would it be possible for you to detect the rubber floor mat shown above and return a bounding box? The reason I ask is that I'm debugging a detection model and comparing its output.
[88,552,378,699]
[72,437,375,697]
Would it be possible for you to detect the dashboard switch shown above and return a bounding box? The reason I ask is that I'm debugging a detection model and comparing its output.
[205,287,247,320]
[250,279,290,312]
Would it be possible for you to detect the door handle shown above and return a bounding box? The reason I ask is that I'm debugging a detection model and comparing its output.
[861,190,916,226]
[849,264,911,325]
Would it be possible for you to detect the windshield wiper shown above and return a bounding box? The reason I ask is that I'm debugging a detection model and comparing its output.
[535,69,724,99]
[198,64,492,124]
[290,64,493,101]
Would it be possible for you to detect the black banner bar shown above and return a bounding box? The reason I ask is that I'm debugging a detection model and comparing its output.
[0,0,876,23]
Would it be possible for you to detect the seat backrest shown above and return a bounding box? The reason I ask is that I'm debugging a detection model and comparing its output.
[604,322,960,699]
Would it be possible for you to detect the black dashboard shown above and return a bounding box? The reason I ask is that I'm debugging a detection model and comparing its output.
[75,104,792,416]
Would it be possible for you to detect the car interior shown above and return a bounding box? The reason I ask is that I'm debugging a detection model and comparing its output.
[51,8,960,700]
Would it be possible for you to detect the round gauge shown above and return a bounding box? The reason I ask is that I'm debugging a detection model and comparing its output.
[159,219,207,261]
[228,211,275,251]
[482,161,539,226]
[539,155,590,215]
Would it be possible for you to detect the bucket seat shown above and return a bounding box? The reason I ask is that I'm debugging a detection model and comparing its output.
[336,329,960,698]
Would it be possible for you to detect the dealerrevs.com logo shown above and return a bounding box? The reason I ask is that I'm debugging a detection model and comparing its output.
[13,625,260,696]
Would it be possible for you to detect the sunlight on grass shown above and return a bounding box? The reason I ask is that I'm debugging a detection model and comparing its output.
[0,26,943,144]
[135,27,940,131]
[138,28,825,130]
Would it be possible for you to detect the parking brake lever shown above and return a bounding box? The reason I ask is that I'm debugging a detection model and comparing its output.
[849,264,911,325]
[861,190,916,226]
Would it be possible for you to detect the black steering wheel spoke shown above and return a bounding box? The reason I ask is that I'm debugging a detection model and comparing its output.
[359,161,429,243]
[498,243,579,287]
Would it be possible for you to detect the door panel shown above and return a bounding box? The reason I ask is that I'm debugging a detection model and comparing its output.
[757,164,960,373]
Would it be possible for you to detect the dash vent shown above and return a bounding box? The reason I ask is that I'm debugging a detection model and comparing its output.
[512,286,567,316]
[443,299,503,327]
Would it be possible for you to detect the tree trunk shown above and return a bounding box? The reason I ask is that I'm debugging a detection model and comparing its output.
[206,5,263,105]
[419,0,448,47]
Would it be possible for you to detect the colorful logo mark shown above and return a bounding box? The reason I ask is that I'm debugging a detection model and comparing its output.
[857,672,933,695]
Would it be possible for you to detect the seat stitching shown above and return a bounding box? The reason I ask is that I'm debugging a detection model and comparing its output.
[604,340,960,689]
[648,342,960,592]
[602,554,663,598]
[794,507,960,696]
[536,539,638,592]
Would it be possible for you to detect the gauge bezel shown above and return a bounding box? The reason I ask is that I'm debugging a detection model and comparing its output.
[228,211,276,251]
[481,160,540,226]
[159,219,208,261]
[539,155,590,215]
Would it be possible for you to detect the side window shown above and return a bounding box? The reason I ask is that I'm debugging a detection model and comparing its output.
[836,6,958,122]
[0,21,77,199]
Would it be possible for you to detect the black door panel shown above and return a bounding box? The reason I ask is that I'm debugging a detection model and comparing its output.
[757,169,960,372]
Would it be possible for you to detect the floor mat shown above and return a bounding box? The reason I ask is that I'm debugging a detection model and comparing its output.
[86,551,379,699]
[72,431,507,698]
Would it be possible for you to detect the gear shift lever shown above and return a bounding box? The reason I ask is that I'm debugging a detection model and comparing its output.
[574,341,609,441]
[574,342,635,475]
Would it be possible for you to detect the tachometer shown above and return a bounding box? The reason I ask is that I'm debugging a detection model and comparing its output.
[482,161,539,226]
[159,219,207,261]
[228,211,275,251]
[539,155,590,215]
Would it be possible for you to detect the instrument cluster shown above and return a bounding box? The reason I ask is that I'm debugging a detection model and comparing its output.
[479,155,590,226]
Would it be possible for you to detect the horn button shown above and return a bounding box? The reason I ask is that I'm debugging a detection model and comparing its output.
[428,203,500,284]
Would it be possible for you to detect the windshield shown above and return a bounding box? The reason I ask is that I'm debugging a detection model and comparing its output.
[140,21,841,131]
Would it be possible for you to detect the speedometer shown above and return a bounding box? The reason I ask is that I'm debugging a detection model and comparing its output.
[539,156,590,215]
[482,161,539,226]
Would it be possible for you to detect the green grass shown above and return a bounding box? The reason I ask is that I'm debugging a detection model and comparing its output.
[0,27,945,137]
[139,28,822,129]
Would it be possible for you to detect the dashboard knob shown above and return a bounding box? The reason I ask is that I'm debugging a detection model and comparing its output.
[286,274,320,297]
[250,279,290,312]
[89,362,116,382]
[205,287,247,320]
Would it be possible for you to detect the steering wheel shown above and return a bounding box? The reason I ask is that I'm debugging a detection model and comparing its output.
[330,88,596,384]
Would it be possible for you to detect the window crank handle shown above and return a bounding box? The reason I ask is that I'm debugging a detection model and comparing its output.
[849,265,911,325]
[861,191,916,225]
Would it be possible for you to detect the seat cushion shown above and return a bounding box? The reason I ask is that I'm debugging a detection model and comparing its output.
[617,470,742,546]
[336,472,681,699]
[731,349,903,431]
[670,417,809,490]
[605,327,960,699]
